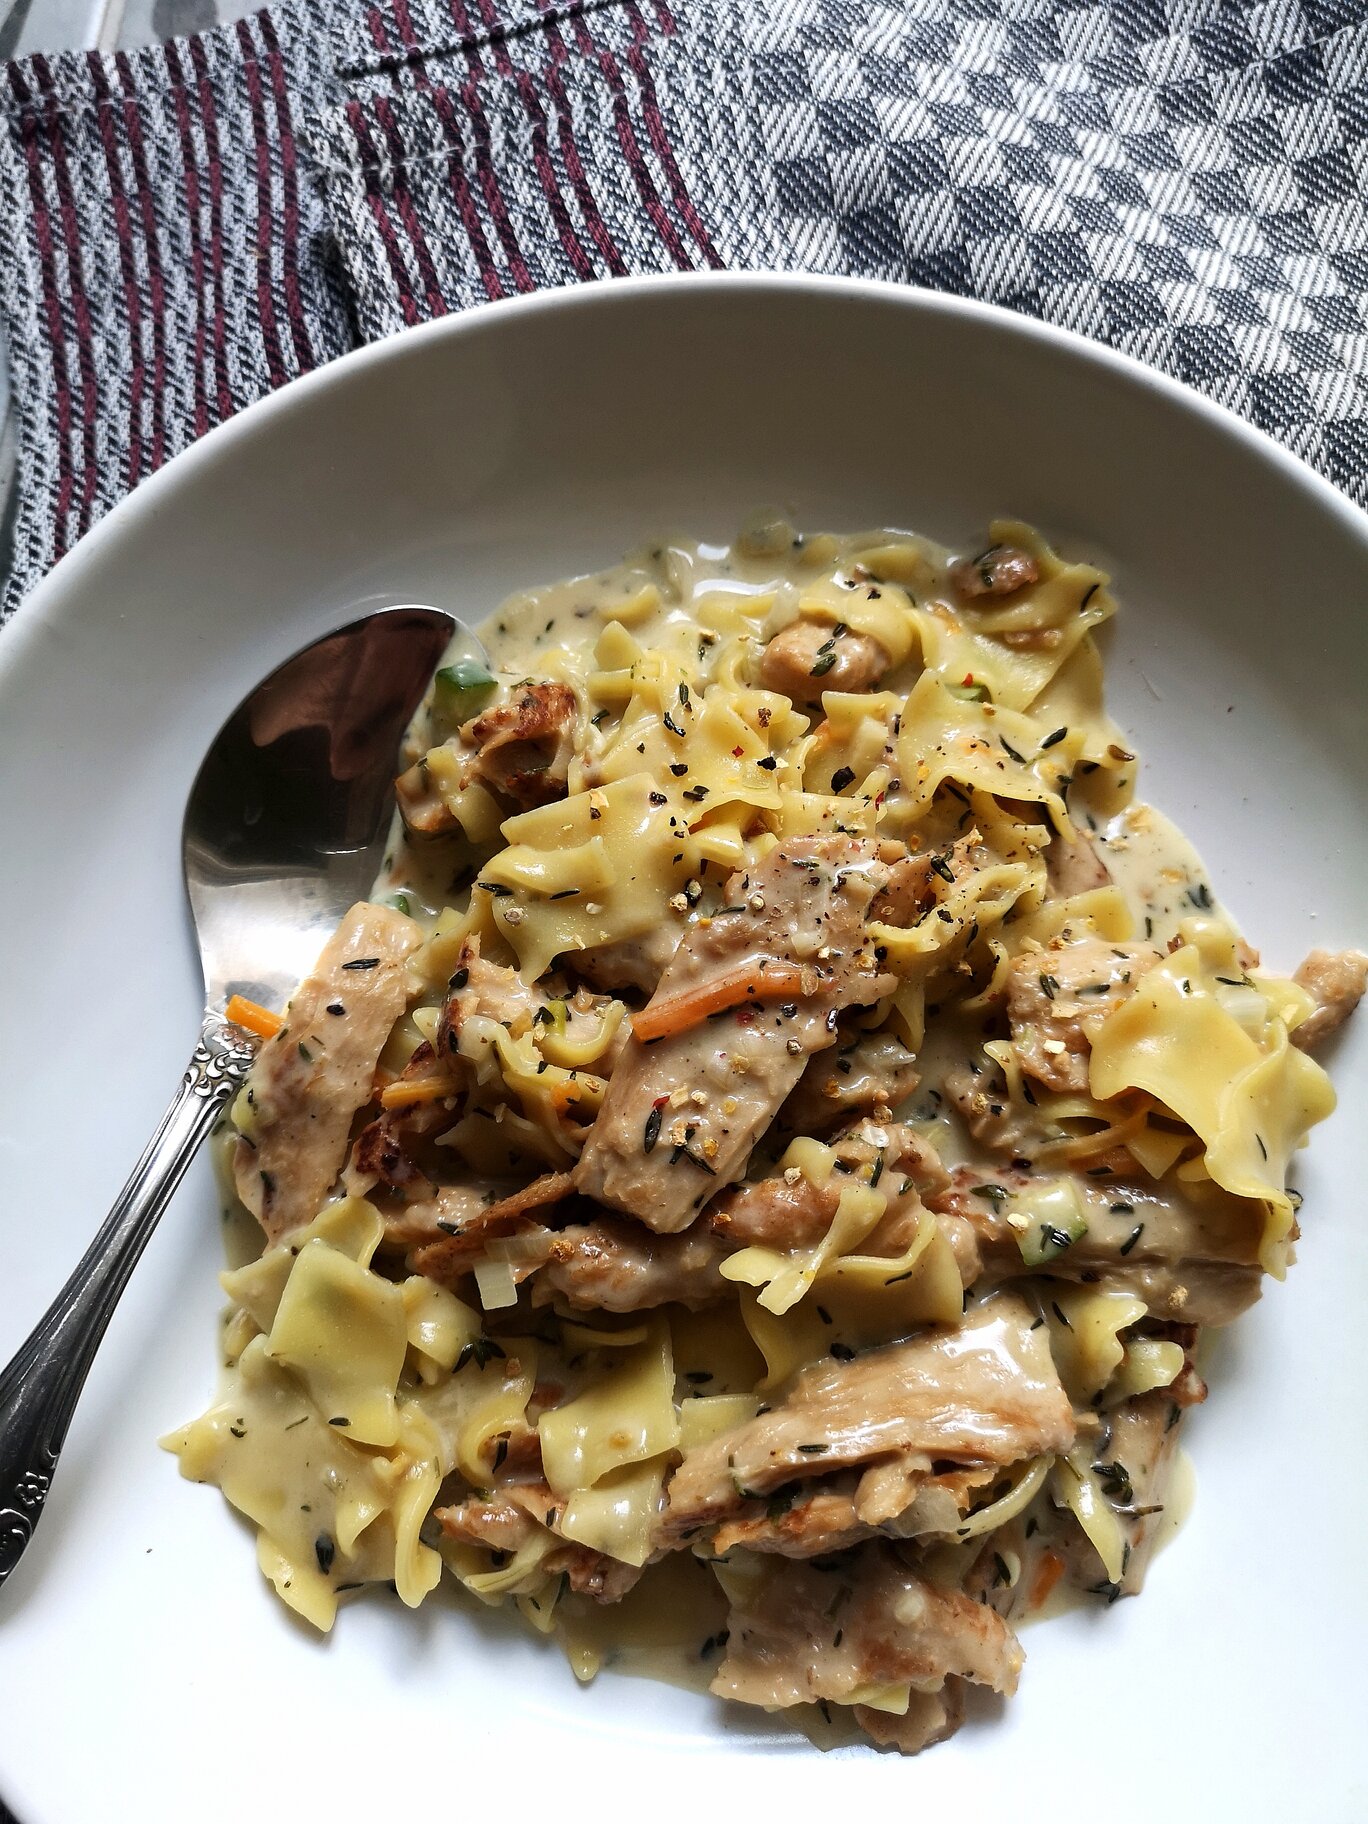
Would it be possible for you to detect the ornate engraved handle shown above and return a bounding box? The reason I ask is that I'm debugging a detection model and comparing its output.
[0,1013,258,1588]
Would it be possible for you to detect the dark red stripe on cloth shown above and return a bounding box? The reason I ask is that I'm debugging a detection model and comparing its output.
[439,0,534,292]
[425,80,507,298]
[85,54,147,489]
[112,52,170,471]
[163,41,210,439]
[367,0,514,301]
[373,93,450,317]
[467,0,594,282]
[567,8,693,271]
[343,98,424,325]
[538,5,627,276]
[188,33,234,424]
[624,5,722,268]
[235,17,287,388]
[257,13,316,374]
[6,64,76,563]
[355,4,446,319]
[30,55,102,539]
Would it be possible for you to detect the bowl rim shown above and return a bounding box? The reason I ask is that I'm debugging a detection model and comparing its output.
[3,269,1366,693]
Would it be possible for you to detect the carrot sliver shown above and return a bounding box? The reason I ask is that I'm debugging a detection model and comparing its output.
[380,1076,459,1110]
[632,959,808,1044]
[225,994,284,1041]
[1028,1550,1065,1612]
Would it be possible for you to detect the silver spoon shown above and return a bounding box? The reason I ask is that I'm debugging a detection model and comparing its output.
[0,603,480,1587]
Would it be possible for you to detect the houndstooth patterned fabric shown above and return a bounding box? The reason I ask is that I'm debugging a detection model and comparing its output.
[2,0,1367,620]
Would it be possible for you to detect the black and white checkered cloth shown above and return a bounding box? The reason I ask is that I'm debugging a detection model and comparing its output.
[2,0,1366,621]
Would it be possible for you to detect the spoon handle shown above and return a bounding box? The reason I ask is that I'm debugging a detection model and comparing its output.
[0,1012,258,1589]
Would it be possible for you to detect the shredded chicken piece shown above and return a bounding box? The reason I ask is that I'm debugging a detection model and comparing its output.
[377,1178,507,1249]
[474,1212,733,1311]
[436,1489,642,1602]
[1291,948,1368,1051]
[575,837,897,1232]
[463,681,578,808]
[709,1121,947,1253]
[345,1039,457,1201]
[1006,935,1163,1093]
[758,618,889,701]
[1110,1389,1186,1595]
[949,542,1040,599]
[854,1682,965,1754]
[778,1029,919,1134]
[866,833,986,928]
[658,1295,1074,1549]
[232,902,419,1243]
[707,1168,839,1251]
[572,926,683,997]
[1046,826,1112,899]
[394,757,456,836]
[712,1546,1023,1718]
[710,1464,995,1558]
[930,1166,1262,1326]
[943,1062,1047,1164]
[410,1171,575,1283]
[436,936,562,1061]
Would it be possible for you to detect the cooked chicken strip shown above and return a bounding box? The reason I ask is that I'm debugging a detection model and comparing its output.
[949,541,1040,599]
[394,756,458,836]
[708,1120,949,1252]
[854,1682,965,1754]
[571,926,683,997]
[232,902,419,1243]
[778,1029,920,1134]
[758,618,889,702]
[436,1489,642,1602]
[1006,935,1163,1094]
[410,1171,576,1282]
[866,831,989,929]
[712,1546,1023,1715]
[711,1464,994,1558]
[1110,1389,1186,1595]
[345,1039,458,1200]
[436,936,560,1061]
[531,1216,730,1311]
[943,1061,1046,1164]
[575,837,897,1232]
[658,1295,1074,1547]
[930,1166,1263,1326]
[1046,826,1112,899]
[379,1177,509,1248]
[1291,948,1368,1051]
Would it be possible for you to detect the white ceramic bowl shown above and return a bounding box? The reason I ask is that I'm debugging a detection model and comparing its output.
[1,276,1365,1824]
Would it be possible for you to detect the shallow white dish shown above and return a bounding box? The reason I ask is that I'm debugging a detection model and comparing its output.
[0,274,1365,1823]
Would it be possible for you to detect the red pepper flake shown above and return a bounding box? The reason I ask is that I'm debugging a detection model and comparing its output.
[962,673,975,686]
[732,745,745,757]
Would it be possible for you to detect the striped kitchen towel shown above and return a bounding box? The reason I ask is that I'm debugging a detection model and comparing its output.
[2,0,1367,620]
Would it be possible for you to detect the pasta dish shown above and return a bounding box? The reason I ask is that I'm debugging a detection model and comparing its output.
[166,519,1364,1752]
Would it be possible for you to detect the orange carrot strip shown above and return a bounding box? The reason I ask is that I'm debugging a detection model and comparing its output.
[380,1076,459,1111]
[225,994,284,1041]
[1028,1549,1065,1612]
[632,960,808,1044]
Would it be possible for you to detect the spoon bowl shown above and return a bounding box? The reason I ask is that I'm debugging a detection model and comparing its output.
[184,605,465,1010]
[0,601,477,1586]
